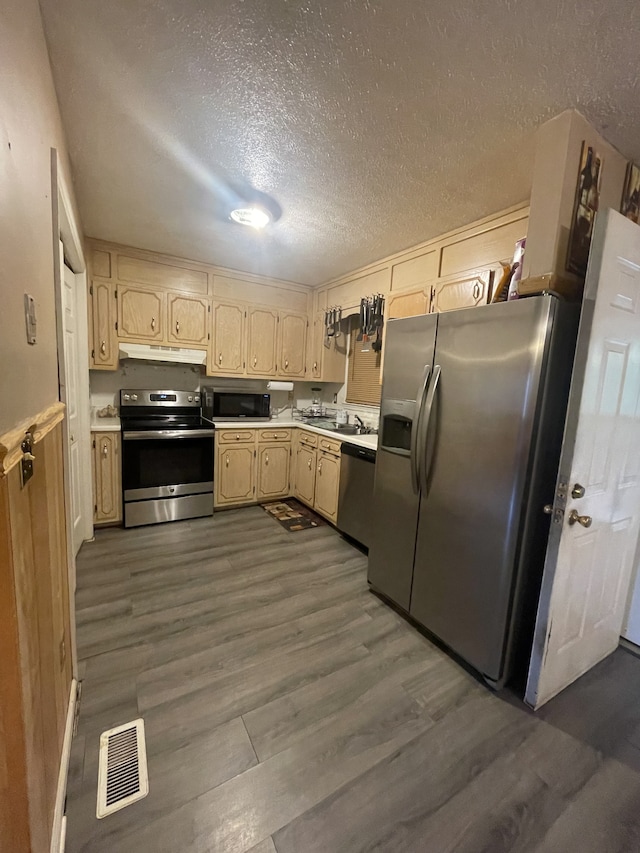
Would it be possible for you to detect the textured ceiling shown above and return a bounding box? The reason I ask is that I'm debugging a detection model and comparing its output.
[39,0,640,286]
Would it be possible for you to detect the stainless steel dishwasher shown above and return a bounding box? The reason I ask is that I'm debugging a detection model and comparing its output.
[337,443,377,549]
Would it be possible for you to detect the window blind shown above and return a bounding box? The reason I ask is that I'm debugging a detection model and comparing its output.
[345,328,382,406]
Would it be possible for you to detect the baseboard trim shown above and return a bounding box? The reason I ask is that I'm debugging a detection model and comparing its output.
[50,678,77,853]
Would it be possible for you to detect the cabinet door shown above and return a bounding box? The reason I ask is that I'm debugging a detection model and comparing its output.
[215,444,255,507]
[294,445,316,506]
[93,432,122,524]
[430,271,491,313]
[308,312,324,379]
[167,293,210,347]
[314,451,340,523]
[91,280,118,369]
[278,312,307,378]
[118,285,165,341]
[257,444,290,500]
[247,308,278,375]
[388,287,430,319]
[209,300,245,375]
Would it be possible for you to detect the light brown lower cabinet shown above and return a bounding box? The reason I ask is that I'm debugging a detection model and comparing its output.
[292,430,341,523]
[92,431,122,525]
[256,444,291,500]
[293,442,317,505]
[314,450,340,523]
[214,444,256,507]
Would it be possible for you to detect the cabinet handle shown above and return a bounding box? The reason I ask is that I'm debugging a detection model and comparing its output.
[318,461,323,473]
[265,453,269,465]
[102,443,108,458]
[285,359,289,369]
[226,454,229,467]
[473,283,480,300]
[236,434,240,440]
[176,320,180,334]
[313,361,317,371]
[307,458,312,469]
[218,352,223,364]
[100,340,106,355]
[253,356,257,367]
[151,317,156,331]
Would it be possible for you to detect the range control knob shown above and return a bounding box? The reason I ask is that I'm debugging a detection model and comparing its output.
[123,393,130,401]
[195,395,200,403]
[131,394,138,401]
[188,396,193,402]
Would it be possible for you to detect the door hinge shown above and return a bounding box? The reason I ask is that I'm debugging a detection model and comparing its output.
[115,289,118,298]
[207,332,210,340]
[208,304,211,312]
[115,321,118,331]
[94,504,97,513]
[90,285,93,295]
[91,349,95,359]
[92,438,96,449]
[254,449,256,458]
[73,680,83,736]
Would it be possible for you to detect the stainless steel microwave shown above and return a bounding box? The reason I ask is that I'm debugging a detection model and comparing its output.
[201,386,270,422]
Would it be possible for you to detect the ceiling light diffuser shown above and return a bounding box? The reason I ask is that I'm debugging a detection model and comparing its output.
[230,206,271,229]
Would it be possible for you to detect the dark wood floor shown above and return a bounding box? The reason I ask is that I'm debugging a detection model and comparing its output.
[66,507,640,852]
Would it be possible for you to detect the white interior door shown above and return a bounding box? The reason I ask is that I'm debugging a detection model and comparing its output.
[526,209,640,708]
[59,241,92,556]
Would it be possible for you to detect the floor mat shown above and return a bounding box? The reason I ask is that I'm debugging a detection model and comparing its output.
[261,498,326,532]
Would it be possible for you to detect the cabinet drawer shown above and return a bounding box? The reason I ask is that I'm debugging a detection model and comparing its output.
[297,430,318,448]
[318,436,341,455]
[217,429,256,444]
[259,428,292,443]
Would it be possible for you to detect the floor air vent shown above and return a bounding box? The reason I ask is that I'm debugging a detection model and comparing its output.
[96,719,149,818]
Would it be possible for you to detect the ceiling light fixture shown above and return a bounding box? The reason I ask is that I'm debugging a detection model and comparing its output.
[229,205,271,229]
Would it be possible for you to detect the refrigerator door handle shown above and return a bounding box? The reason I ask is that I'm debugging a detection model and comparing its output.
[420,363,441,495]
[410,364,431,493]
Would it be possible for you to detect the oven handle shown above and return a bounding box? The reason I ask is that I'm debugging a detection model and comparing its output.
[123,429,215,440]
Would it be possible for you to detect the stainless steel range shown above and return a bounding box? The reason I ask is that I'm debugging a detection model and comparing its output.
[120,389,214,528]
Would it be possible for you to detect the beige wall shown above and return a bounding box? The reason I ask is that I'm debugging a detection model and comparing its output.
[0,0,82,434]
[524,109,628,283]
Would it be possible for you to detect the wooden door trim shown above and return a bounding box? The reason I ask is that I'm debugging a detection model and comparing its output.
[0,401,65,477]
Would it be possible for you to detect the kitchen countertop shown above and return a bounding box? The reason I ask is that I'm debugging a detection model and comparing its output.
[90,416,378,450]
[209,420,379,451]
[90,417,121,432]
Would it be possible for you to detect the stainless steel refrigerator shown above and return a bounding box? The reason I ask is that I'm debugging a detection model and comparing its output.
[368,295,579,687]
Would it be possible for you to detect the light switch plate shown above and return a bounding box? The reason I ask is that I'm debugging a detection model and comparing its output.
[24,293,36,344]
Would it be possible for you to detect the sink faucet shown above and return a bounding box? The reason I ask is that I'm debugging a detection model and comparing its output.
[354,415,365,429]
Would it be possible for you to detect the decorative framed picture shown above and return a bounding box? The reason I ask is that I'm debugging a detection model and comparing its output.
[620,162,640,224]
[566,142,602,276]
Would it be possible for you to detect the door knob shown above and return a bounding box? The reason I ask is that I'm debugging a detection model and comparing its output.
[571,483,585,499]
[568,509,592,528]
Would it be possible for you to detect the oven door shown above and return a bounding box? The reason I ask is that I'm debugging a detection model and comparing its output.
[122,430,214,501]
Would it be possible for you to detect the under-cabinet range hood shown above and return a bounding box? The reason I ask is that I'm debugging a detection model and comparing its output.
[118,343,207,365]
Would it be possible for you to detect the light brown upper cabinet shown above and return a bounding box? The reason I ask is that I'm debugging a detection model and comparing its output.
[167,293,210,347]
[307,311,347,383]
[90,280,118,369]
[278,311,307,378]
[387,287,431,320]
[247,308,278,376]
[209,300,246,375]
[117,285,165,342]
[430,270,492,313]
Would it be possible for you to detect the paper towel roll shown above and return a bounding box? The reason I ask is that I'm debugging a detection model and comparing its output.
[266,381,294,391]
